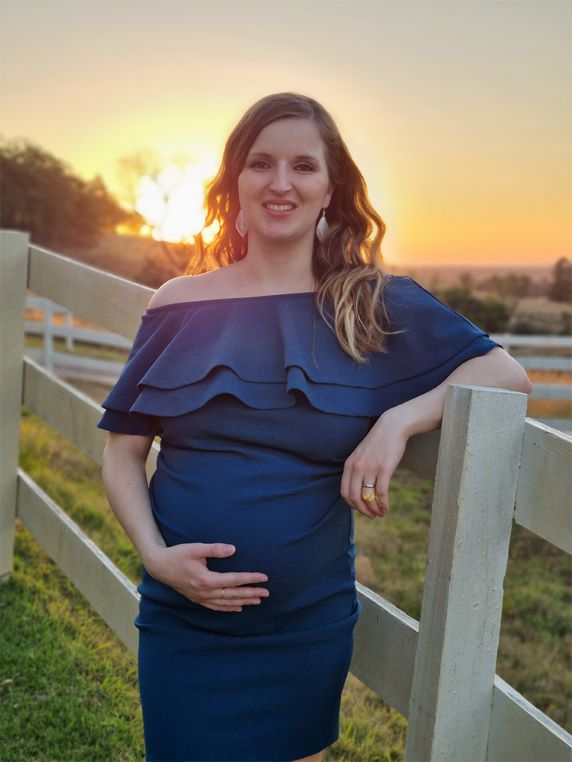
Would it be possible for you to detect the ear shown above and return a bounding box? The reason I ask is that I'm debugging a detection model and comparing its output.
[324,183,335,208]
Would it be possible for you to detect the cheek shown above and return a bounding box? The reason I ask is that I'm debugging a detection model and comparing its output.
[238,174,264,200]
[304,176,331,198]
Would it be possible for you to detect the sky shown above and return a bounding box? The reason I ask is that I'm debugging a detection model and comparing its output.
[1,0,570,267]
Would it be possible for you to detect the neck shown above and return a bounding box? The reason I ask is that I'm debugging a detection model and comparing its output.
[234,232,316,292]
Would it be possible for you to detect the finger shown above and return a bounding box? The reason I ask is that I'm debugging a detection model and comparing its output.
[205,596,261,609]
[206,571,269,587]
[342,461,374,517]
[361,474,387,518]
[350,468,379,518]
[374,474,390,515]
[341,464,376,518]
[362,475,385,517]
[206,586,270,600]
[204,585,269,602]
[200,542,239,559]
[209,593,266,605]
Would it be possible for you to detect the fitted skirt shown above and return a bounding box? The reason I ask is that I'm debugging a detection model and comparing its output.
[135,590,360,762]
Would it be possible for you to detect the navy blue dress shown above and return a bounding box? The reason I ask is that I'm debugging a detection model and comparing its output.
[97,274,502,761]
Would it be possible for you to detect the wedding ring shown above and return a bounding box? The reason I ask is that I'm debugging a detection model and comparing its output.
[362,482,381,505]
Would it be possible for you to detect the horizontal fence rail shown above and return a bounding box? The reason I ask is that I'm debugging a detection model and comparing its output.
[1,231,571,761]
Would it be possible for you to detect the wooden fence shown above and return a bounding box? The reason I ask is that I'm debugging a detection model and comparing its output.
[1,230,571,761]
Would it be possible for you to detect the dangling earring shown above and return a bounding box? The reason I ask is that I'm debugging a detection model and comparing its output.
[235,209,248,237]
[316,208,329,242]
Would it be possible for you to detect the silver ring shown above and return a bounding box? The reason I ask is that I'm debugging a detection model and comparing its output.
[363,483,375,488]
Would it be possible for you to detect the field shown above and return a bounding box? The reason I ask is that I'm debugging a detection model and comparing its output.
[0,396,569,761]
[3,266,570,759]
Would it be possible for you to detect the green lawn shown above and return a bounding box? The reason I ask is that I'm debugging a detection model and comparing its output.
[0,406,569,761]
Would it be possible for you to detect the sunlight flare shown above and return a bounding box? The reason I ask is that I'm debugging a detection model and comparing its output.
[135,157,218,243]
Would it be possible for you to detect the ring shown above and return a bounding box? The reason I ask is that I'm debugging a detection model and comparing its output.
[362,482,381,505]
[362,482,376,501]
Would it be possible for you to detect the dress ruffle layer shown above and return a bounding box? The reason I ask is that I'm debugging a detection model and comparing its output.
[97,275,502,434]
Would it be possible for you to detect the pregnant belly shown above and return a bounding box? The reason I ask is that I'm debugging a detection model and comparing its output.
[140,451,358,635]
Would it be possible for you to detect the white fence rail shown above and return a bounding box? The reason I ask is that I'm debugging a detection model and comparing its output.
[1,231,571,761]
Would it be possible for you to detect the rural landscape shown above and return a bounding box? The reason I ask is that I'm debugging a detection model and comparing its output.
[0,130,570,760]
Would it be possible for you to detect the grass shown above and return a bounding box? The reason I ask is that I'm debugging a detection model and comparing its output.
[0,525,143,761]
[0,405,570,761]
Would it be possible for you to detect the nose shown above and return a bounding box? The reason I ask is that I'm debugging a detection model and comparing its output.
[269,164,292,192]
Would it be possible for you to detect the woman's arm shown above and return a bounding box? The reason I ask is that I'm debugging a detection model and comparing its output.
[340,348,532,519]
[379,347,533,438]
[101,433,167,569]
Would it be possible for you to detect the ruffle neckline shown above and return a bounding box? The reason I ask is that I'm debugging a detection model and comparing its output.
[98,275,501,422]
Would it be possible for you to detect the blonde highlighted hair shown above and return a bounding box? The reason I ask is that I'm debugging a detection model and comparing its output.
[202,91,396,363]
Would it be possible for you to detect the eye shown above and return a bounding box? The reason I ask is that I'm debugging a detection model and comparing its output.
[248,160,315,171]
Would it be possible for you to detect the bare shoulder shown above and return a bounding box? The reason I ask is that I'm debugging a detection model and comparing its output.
[147,268,236,309]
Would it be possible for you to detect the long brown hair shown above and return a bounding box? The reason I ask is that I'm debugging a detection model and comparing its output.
[202,92,397,363]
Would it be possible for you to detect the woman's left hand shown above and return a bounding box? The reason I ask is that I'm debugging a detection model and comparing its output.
[340,409,411,519]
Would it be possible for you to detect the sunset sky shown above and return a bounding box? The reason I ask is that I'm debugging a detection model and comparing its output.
[1,0,570,267]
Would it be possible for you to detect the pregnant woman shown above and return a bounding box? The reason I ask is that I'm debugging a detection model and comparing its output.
[97,92,531,762]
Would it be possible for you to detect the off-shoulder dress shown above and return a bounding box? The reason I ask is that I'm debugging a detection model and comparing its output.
[96,274,502,762]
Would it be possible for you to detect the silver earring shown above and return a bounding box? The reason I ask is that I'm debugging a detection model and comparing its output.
[235,209,248,237]
[316,208,329,242]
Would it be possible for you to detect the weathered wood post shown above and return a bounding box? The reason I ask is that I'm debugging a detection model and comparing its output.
[404,383,528,761]
[0,230,30,582]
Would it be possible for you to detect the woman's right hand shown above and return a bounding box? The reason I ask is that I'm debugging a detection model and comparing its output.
[144,543,270,612]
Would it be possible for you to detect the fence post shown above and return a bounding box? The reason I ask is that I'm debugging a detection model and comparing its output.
[404,383,528,761]
[0,230,30,582]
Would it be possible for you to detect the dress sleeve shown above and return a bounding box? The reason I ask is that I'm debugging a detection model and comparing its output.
[96,312,171,437]
[378,275,504,409]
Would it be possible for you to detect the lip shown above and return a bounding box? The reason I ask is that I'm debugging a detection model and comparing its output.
[262,201,297,217]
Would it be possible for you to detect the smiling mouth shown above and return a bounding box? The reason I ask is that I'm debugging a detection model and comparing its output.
[263,203,296,215]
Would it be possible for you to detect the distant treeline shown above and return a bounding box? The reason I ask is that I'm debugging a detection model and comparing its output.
[0,137,142,250]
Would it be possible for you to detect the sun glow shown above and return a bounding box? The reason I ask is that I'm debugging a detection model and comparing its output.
[134,157,220,244]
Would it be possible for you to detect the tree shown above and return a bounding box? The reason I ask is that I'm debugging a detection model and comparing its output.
[115,149,163,213]
[477,272,531,325]
[458,271,474,289]
[0,137,129,249]
[480,273,531,300]
[547,257,572,304]
[435,285,510,333]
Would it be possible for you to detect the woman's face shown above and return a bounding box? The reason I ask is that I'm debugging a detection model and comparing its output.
[237,117,334,244]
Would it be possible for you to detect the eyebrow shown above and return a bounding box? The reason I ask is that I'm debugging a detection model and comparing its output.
[247,151,321,163]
